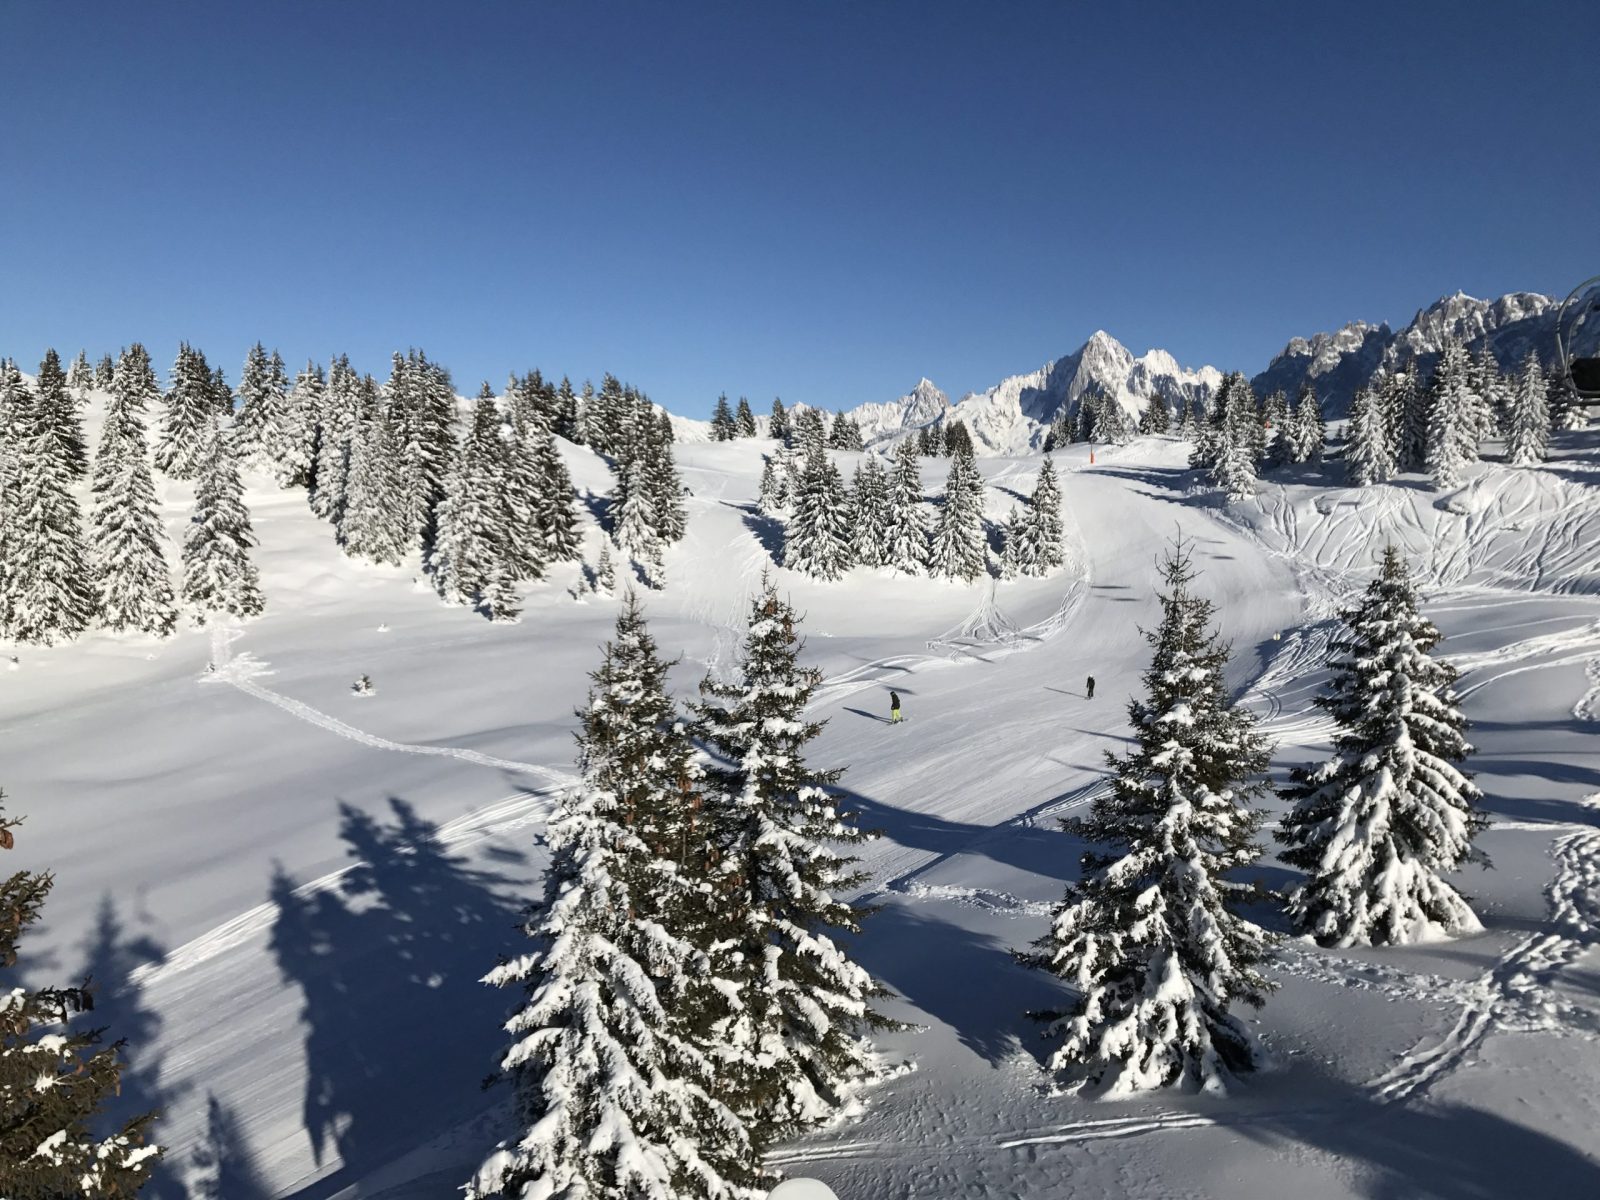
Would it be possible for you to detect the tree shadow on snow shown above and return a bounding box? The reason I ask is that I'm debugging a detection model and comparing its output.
[270,797,526,1200]
[188,1092,273,1200]
[735,505,787,563]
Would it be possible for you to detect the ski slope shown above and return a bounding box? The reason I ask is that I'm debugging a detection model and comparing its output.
[5,421,1600,1198]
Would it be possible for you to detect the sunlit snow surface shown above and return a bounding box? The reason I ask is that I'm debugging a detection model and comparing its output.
[6,396,1600,1198]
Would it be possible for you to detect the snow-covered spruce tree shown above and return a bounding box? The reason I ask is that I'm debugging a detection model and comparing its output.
[1211,378,1259,501]
[1028,456,1064,573]
[1345,385,1393,486]
[711,393,738,441]
[693,579,894,1147]
[1018,546,1276,1096]
[91,345,177,636]
[67,350,93,395]
[593,541,616,595]
[930,453,987,582]
[1094,395,1133,446]
[646,407,687,544]
[1291,383,1324,464]
[1377,366,1417,474]
[405,351,461,555]
[433,387,522,618]
[1177,392,1198,439]
[35,349,89,481]
[999,507,1032,580]
[210,364,233,416]
[497,377,550,586]
[782,450,853,580]
[235,342,297,483]
[917,423,941,457]
[2,365,95,645]
[468,597,759,1200]
[310,354,360,522]
[848,456,890,569]
[756,454,788,517]
[583,373,629,456]
[1551,365,1590,431]
[181,419,264,624]
[520,386,582,565]
[0,793,163,1197]
[339,376,411,565]
[94,354,116,391]
[768,396,791,444]
[287,360,324,492]
[883,438,929,574]
[1505,352,1550,466]
[828,412,863,452]
[1277,546,1489,946]
[1188,375,1231,472]
[943,419,975,457]
[1137,394,1170,435]
[793,407,827,459]
[735,396,757,437]
[1398,358,1433,470]
[614,457,665,586]
[155,344,214,480]
[554,376,581,443]
[1426,339,1478,489]
[1468,341,1506,443]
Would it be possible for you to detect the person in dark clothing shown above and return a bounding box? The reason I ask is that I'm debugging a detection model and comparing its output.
[1086,676,1095,699]
[890,691,903,723]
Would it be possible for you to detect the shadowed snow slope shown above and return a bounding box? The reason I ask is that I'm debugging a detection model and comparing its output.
[5,399,1600,1198]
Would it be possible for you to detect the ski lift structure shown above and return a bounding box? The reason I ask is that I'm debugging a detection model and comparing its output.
[1556,274,1600,404]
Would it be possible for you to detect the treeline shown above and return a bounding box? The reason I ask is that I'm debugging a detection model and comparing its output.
[1018,542,1487,1097]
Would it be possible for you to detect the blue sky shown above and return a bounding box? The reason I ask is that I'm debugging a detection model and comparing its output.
[3,1,1597,417]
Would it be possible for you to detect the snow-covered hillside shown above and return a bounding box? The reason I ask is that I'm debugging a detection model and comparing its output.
[7,399,1600,1199]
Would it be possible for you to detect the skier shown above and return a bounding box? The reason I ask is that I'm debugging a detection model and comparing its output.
[890,690,903,723]
[1086,675,1095,699]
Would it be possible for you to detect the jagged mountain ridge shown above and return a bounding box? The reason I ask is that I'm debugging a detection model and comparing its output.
[1251,291,1559,418]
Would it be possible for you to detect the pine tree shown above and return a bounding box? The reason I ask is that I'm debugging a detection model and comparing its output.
[1029,456,1064,573]
[0,792,163,1198]
[522,390,582,564]
[916,424,941,457]
[1177,393,1198,439]
[181,419,265,624]
[1045,403,1076,451]
[1211,379,1259,501]
[339,376,410,565]
[711,393,738,441]
[1137,394,1170,435]
[615,457,665,583]
[848,456,890,568]
[210,364,233,417]
[1344,386,1393,486]
[94,354,116,392]
[1505,352,1550,467]
[883,439,929,574]
[468,598,758,1200]
[583,373,629,456]
[35,349,89,480]
[646,409,687,544]
[67,350,93,395]
[594,542,617,595]
[734,396,757,437]
[943,419,975,458]
[930,454,987,582]
[287,360,325,492]
[407,351,460,555]
[2,364,94,645]
[1094,395,1133,446]
[828,412,863,451]
[782,451,853,580]
[1278,547,1489,946]
[692,580,893,1147]
[1398,358,1433,470]
[999,507,1032,579]
[1552,366,1590,431]
[769,397,791,444]
[1468,341,1506,443]
[91,345,177,636]
[310,355,360,521]
[1378,365,1419,474]
[1291,384,1324,464]
[1426,339,1477,489]
[155,344,217,480]
[434,388,522,618]
[1018,546,1275,1096]
[793,408,827,458]
[756,454,788,516]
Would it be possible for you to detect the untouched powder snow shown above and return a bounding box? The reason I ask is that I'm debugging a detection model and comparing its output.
[5,401,1600,1198]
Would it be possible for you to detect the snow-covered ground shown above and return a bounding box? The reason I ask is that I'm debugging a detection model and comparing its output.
[7,417,1600,1198]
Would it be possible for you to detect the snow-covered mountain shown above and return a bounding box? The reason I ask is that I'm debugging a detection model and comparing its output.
[1252,291,1559,417]
[850,331,1221,456]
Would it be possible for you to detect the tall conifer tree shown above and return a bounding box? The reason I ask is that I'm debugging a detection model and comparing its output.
[181,419,264,624]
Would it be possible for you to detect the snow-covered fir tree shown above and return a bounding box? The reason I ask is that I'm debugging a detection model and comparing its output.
[883,438,929,574]
[433,387,523,619]
[694,580,893,1147]
[91,344,177,636]
[235,342,298,483]
[768,396,790,443]
[1177,393,1198,439]
[943,419,976,457]
[1,360,95,645]
[1028,456,1064,573]
[155,344,217,481]
[734,396,757,437]
[1277,546,1488,946]
[1043,403,1075,451]
[553,376,581,443]
[848,456,890,568]
[1019,546,1275,1096]
[614,456,665,585]
[517,379,582,565]
[999,507,1032,579]
[1188,375,1232,472]
[916,424,941,457]
[793,407,827,458]
[646,407,687,544]
[468,597,759,1200]
[67,350,93,395]
[1345,385,1394,486]
[1468,341,1506,443]
[1426,339,1478,489]
[310,354,360,521]
[339,376,411,565]
[210,363,233,416]
[35,349,89,481]
[1093,394,1133,445]
[0,792,163,1198]
[1397,358,1432,471]
[930,453,987,581]
[782,450,853,580]
[1210,375,1259,501]
[582,373,630,456]
[94,353,116,391]
[1551,365,1590,431]
[1290,383,1325,464]
[756,454,788,516]
[286,360,324,491]
[711,393,738,441]
[181,419,264,624]
[1504,352,1550,466]
[828,412,863,451]
[404,351,461,554]
[1137,394,1170,435]
[593,541,616,595]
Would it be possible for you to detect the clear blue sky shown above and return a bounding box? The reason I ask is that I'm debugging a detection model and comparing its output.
[3,1,1597,417]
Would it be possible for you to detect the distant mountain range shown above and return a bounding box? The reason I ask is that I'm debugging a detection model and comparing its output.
[816,289,1563,456]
